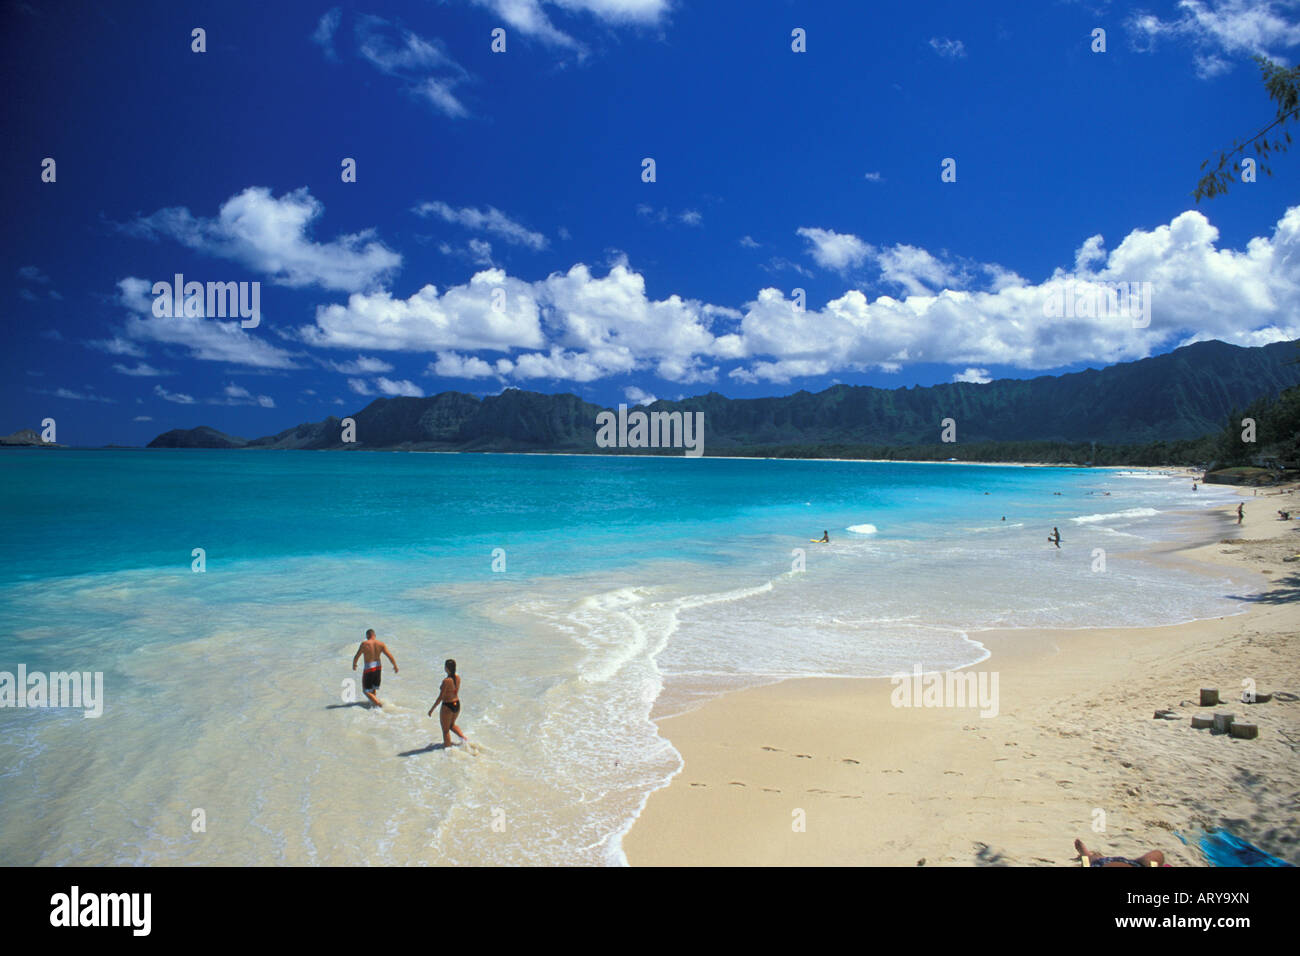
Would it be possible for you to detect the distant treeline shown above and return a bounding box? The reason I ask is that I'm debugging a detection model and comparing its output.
[1211,382,1300,468]
[601,438,1216,466]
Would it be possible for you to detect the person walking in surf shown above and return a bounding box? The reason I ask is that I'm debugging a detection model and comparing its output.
[428,659,468,748]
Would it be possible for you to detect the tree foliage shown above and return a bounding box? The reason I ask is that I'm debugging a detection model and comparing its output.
[1195,56,1299,201]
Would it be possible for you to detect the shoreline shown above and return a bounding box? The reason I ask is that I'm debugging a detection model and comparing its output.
[28,445,1208,474]
[622,488,1300,866]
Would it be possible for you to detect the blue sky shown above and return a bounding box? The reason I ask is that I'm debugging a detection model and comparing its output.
[4,0,1300,445]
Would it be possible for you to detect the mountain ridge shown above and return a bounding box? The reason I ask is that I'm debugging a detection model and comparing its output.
[146,339,1300,453]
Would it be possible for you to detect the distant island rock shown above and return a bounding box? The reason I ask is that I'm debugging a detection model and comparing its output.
[147,425,249,449]
[0,429,60,447]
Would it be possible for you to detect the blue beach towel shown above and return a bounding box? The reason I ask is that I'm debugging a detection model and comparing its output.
[1180,829,1295,867]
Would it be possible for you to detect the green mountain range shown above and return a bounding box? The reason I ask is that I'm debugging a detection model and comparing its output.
[147,339,1300,456]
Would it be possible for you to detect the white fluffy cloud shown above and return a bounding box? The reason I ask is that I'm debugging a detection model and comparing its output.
[124,187,401,292]
[430,352,501,378]
[299,204,1300,388]
[797,227,872,272]
[953,368,992,384]
[376,377,423,397]
[305,269,545,352]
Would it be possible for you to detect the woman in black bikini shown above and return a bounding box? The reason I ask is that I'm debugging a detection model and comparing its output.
[428,659,468,748]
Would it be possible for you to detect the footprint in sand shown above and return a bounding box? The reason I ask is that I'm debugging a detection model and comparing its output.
[761,746,782,752]
[761,787,781,793]
[944,771,961,776]
[795,753,812,759]
[729,781,747,787]
[882,769,903,774]
[690,782,708,788]
[841,758,860,765]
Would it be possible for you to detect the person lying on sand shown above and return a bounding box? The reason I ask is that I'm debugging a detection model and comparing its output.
[1075,838,1165,867]
[352,629,398,707]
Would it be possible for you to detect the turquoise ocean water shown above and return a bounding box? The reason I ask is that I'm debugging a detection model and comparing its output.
[0,451,1248,865]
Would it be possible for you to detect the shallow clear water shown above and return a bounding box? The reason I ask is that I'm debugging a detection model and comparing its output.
[0,451,1248,865]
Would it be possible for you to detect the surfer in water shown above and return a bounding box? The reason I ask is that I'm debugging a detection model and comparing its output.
[352,629,399,708]
[818,530,829,543]
[428,659,468,748]
[1048,527,1061,549]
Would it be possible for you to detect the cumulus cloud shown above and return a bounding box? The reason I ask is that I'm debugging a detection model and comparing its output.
[624,385,657,405]
[304,269,546,353]
[953,368,992,384]
[298,204,1300,388]
[123,187,401,292]
[375,377,423,397]
[797,227,872,272]
[430,352,501,378]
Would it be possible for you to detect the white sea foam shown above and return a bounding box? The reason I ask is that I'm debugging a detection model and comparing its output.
[846,523,878,534]
[1070,507,1160,524]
